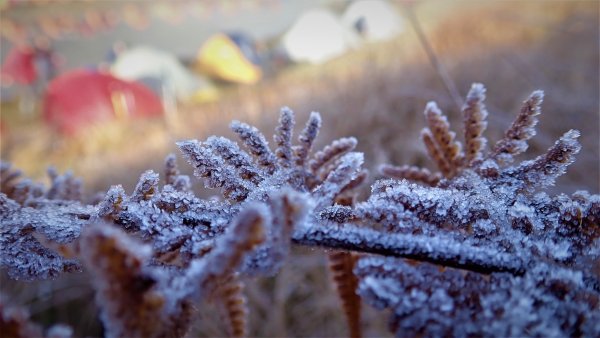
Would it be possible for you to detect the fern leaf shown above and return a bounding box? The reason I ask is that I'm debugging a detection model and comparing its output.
[164,154,180,186]
[177,203,266,299]
[79,223,193,338]
[309,137,358,175]
[131,170,160,202]
[204,136,265,185]
[379,164,441,186]
[421,128,452,177]
[97,185,126,220]
[329,251,362,338]
[213,273,249,338]
[177,139,253,201]
[231,120,278,173]
[293,111,321,167]
[274,107,295,168]
[423,101,464,175]
[0,161,22,198]
[491,90,543,164]
[462,83,488,165]
[313,153,364,209]
[499,129,581,192]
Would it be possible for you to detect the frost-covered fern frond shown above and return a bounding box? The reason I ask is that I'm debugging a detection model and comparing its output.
[176,107,365,210]
[174,104,368,335]
[78,223,194,338]
[0,93,597,337]
[0,108,364,336]
[176,107,367,335]
[355,257,600,337]
[0,164,90,279]
[380,83,548,183]
[1,108,365,281]
[211,273,249,338]
[77,195,292,338]
[0,192,87,280]
[0,154,316,337]
[351,84,600,336]
[0,161,83,206]
[490,90,543,164]
[329,251,362,338]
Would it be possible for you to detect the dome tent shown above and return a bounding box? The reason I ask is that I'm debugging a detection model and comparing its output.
[1,45,37,86]
[281,8,360,65]
[43,69,163,135]
[195,32,263,85]
[111,45,207,101]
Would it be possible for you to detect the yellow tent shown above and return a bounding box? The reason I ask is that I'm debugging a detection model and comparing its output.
[194,32,262,85]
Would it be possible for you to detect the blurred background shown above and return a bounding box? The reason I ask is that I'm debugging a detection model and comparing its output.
[1,0,598,337]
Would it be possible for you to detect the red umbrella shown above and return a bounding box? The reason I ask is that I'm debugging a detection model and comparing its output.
[43,69,163,135]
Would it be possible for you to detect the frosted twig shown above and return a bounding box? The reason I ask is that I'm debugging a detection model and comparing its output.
[293,224,526,275]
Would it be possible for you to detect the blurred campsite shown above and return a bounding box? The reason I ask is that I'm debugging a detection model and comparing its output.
[0,0,599,336]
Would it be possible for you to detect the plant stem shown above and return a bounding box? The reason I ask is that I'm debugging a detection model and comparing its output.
[292,225,526,276]
[403,5,464,111]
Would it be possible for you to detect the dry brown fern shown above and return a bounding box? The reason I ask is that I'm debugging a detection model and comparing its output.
[211,273,248,338]
[329,250,362,338]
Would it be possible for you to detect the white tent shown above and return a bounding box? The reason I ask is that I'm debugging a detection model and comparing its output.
[342,0,403,42]
[281,9,360,65]
[111,46,206,101]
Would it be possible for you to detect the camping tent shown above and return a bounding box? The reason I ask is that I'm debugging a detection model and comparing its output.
[1,45,37,85]
[43,69,163,135]
[195,32,263,85]
[111,45,206,101]
[281,9,360,64]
